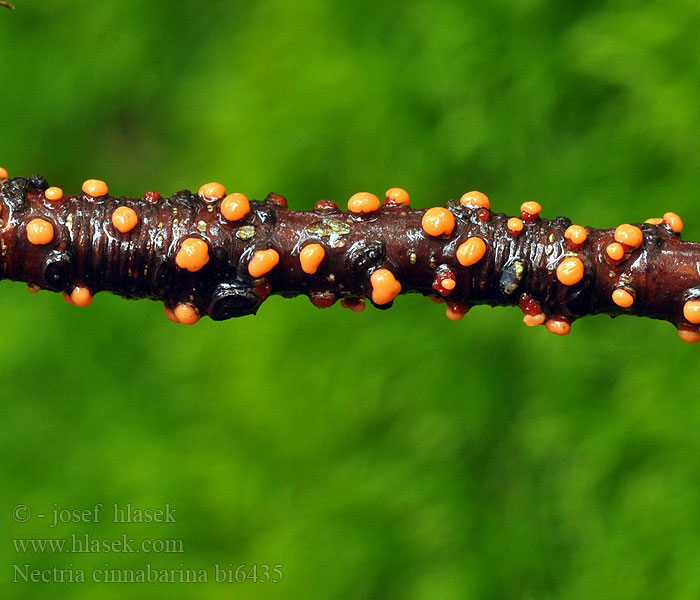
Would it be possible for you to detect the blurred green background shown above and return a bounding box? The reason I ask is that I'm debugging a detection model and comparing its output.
[2,1,700,598]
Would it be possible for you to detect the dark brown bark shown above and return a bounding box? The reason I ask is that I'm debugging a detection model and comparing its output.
[2,175,699,340]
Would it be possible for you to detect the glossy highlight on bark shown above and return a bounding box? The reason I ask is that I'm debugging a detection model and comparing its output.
[1,173,699,342]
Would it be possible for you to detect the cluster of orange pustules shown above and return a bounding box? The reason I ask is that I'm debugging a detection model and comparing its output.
[1,166,697,341]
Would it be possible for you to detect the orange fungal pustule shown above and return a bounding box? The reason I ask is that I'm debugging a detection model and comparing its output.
[507,218,524,235]
[459,191,490,210]
[175,238,210,272]
[299,243,325,274]
[520,201,541,221]
[556,257,584,286]
[683,299,700,324]
[612,288,634,308]
[248,249,280,278]
[82,179,108,197]
[164,305,179,323]
[112,206,138,233]
[564,225,587,246]
[456,237,487,267]
[663,212,683,233]
[0,167,7,182]
[678,324,700,344]
[385,187,410,206]
[348,192,380,214]
[26,218,54,245]
[606,242,624,261]
[45,186,63,202]
[645,218,663,225]
[614,224,643,248]
[198,181,226,201]
[70,286,93,307]
[174,302,200,325]
[370,268,401,305]
[220,193,250,221]
[421,207,455,237]
[523,313,546,327]
[545,317,571,336]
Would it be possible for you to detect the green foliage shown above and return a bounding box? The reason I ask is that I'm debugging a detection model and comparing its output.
[2,1,700,598]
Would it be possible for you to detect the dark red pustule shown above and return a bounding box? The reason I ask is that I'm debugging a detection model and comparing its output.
[340,297,365,311]
[143,191,161,203]
[446,299,470,320]
[314,199,338,211]
[253,280,272,300]
[519,293,543,316]
[432,266,457,296]
[265,193,287,209]
[477,208,490,222]
[309,292,336,308]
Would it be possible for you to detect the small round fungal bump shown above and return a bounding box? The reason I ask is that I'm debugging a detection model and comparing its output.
[459,191,490,210]
[174,302,200,325]
[112,206,139,233]
[429,296,445,304]
[27,283,40,294]
[198,181,226,201]
[606,242,624,261]
[385,187,410,206]
[0,167,7,182]
[445,301,470,321]
[523,313,546,327]
[220,193,250,222]
[315,199,338,211]
[69,286,93,307]
[507,217,524,236]
[309,292,336,309]
[432,267,457,296]
[564,225,587,247]
[340,298,366,313]
[645,218,663,225]
[556,257,584,286]
[545,317,571,336]
[683,299,700,324]
[248,249,280,278]
[422,207,455,237]
[164,305,179,323]
[299,243,325,274]
[614,224,643,248]
[348,192,380,214]
[45,187,63,202]
[520,201,541,222]
[663,212,683,234]
[265,192,287,208]
[143,191,161,203]
[26,218,54,245]
[82,179,108,198]
[175,238,210,272]
[456,237,487,267]
[370,268,401,305]
[612,288,635,308]
[678,324,700,344]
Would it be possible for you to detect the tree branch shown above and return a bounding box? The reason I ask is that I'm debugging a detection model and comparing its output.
[1,173,699,342]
